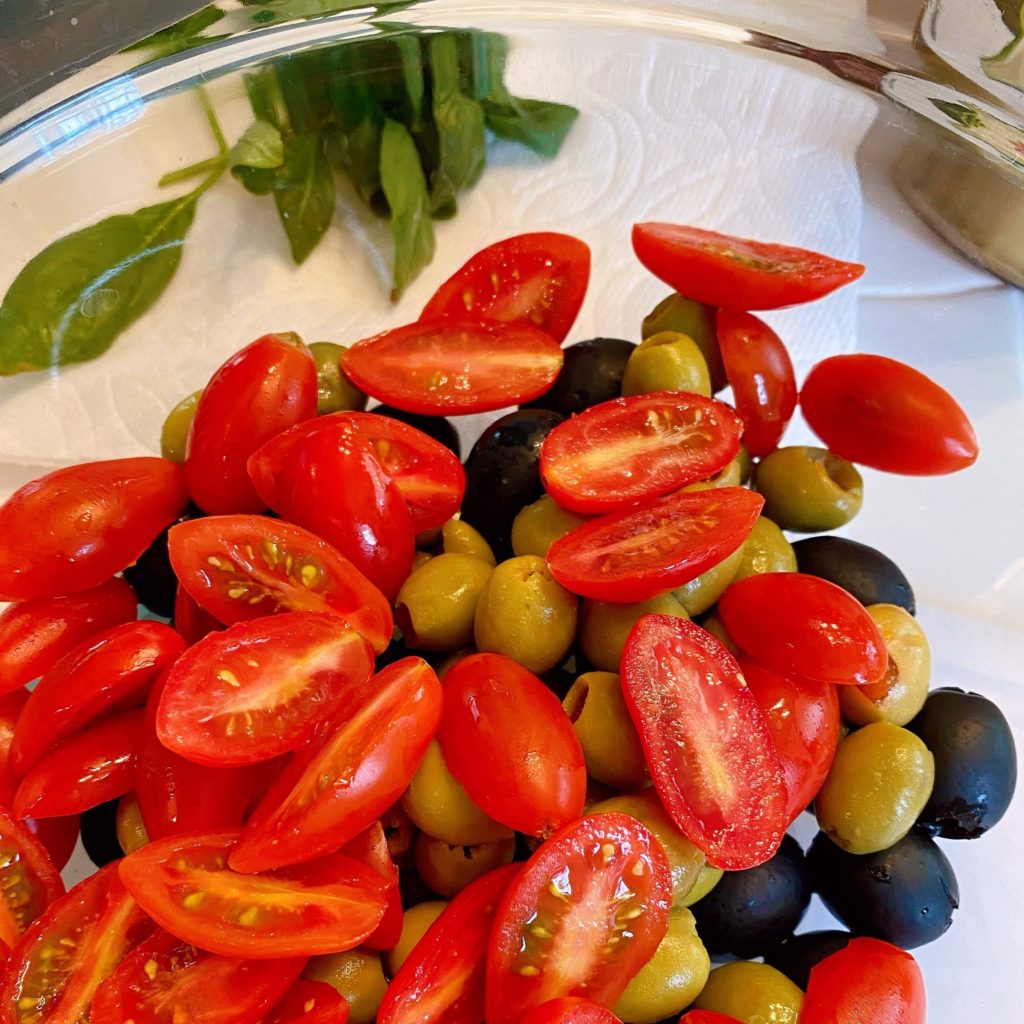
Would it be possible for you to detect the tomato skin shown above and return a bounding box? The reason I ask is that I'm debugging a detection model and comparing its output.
[486,813,671,1024]
[0,689,29,803]
[0,578,138,696]
[678,1013,743,1024]
[516,997,622,1024]
[438,653,586,838]
[264,980,350,1024]
[341,318,564,415]
[0,459,187,603]
[801,937,925,1024]
[718,573,888,685]
[420,232,591,343]
[716,311,797,457]
[539,392,744,514]
[119,832,388,959]
[169,514,393,653]
[0,804,65,950]
[340,822,402,951]
[547,487,763,604]
[185,334,318,514]
[174,584,225,645]
[800,353,978,475]
[378,863,520,1024]
[621,616,788,870]
[631,223,864,310]
[23,816,79,873]
[230,658,442,874]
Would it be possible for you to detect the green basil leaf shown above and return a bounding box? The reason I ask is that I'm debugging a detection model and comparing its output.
[241,0,414,27]
[380,119,435,299]
[483,97,579,158]
[125,6,228,60]
[272,134,336,264]
[0,190,200,375]
[244,68,292,135]
[232,165,278,196]
[230,120,285,170]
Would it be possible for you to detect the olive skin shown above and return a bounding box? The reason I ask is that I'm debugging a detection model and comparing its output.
[764,930,854,990]
[908,687,1017,839]
[807,829,959,949]
[80,798,123,868]
[461,410,565,559]
[371,404,461,458]
[691,835,811,959]
[523,338,635,416]
[123,524,178,619]
[791,536,915,614]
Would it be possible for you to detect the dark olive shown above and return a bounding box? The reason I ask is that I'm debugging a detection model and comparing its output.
[461,409,564,559]
[376,633,418,669]
[522,338,635,416]
[122,524,177,619]
[807,829,959,949]
[908,687,1017,839]
[691,834,811,959]
[792,536,915,614]
[764,930,854,989]
[80,798,123,868]
[371,404,461,458]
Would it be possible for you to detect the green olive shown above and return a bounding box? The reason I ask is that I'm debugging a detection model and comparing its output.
[672,543,745,616]
[736,444,753,484]
[613,907,710,1023]
[680,862,724,907]
[590,791,704,905]
[578,594,689,672]
[402,739,513,845]
[160,390,202,464]
[732,516,797,582]
[753,446,864,533]
[698,612,739,656]
[841,604,931,727]
[414,834,516,898]
[386,900,447,976]
[642,293,726,391]
[474,556,577,674]
[116,793,148,855]
[815,720,935,854]
[621,331,712,398]
[309,341,367,414]
[511,495,589,559]
[694,961,804,1024]
[304,950,388,1024]
[563,672,648,790]
[442,519,496,566]
[395,554,493,651]
[411,550,433,572]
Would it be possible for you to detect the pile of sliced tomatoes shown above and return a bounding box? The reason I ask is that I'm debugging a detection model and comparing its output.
[0,224,978,1024]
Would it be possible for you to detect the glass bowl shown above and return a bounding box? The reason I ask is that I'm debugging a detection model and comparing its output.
[1,2,1021,1018]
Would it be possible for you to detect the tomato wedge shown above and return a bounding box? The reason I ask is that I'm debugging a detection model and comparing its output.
[156,611,374,767]
[24,817,79,874]
[90,928,305,1024]
[378,863,520,1024]
[230,658,442,873]
[621,616,788,870]
[420,233,591,343]
[539,391,743,514]
[174,584,225,645]
[264,980,350,1024]
[340,822,402,951]
[169,515,393,653]
[0,804,64,950]
[341,319,564,415]
[546,487,763,603]
[679,1014,743,1024]
[0,689,28,804]
[119,833,387,958]
[486,813,671,1024]
[631,223,864,310]
[517,998,623,1024]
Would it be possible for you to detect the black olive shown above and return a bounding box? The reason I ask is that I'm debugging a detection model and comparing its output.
[461,409,564,559]
[80,798,123,868]
[690,834,811,958]
[123,503,204,619]
[807,830,958,949]
[764,929,854,989]
[792,536,915,614]
[369,404,461,458]
[908,687,1017,839]
[522,338,635,417]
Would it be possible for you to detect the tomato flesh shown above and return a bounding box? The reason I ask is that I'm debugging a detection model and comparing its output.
[264,980,350,1024]
[540,391,743,514]
[340,822,402,951]
[516,997,622,1024]
[0,805,64,950]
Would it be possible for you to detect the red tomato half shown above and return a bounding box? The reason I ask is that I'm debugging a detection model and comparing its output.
[678,1013,743,1024]
[800,353,978,475]
[185,333,318,514]
[169,515,393,654]
[0,577,138,696]
[341,319,564,415]
[340,822,402,950]
[547,487,763,603]
[11,620,183,775]
[119,833,387,958]
[265,980,350,1024]
[801,938,926,1024]
[420,233,591,343]
[0,689,28,803]
[378,863,520,1024]
[174,584,225,645]
[517,997,622,1024]
[230,658,442,873]
[539,392,743,514]
[157,611,374,767]
[0,862,152,1024]
[0,458,187,603]
[631,223,864,311]
[486,814,671,1024]
[718,573,887,685]
[716,311,796,456]
[90,928,305,1024]
[438,653,586,838]
[741,658,840,824]
[621,616,788,870]
[24,816,80,874]
[0,804,64,950]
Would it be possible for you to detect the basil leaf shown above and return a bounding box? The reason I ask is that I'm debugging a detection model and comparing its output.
[380,119,435,299]
[272,134,336,264]
[230,120,285,170]
[483,97,579,158]
[241,0,414,27]
[0,190,200,375]
[125,6,228,60]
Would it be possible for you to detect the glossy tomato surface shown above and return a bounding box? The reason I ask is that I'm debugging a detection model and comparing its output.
[0,689,28,803]
[621,616,788,870]
[516,997,622,1024]
[173,584,225,645]
[0,804,64,950]
[678,1013,743,1024]
[539,391,743,514]
[264,980,350,1024]
[23,816,80,874]
[340,821,402,951]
